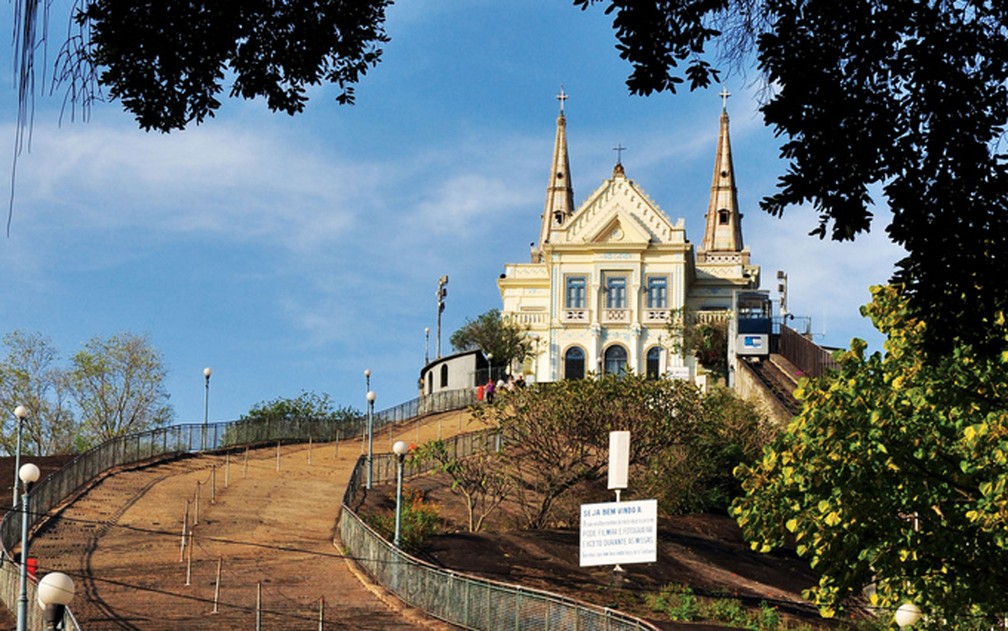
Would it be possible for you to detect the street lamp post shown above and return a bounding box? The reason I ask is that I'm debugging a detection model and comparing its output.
[38,572,75,630]
[364,368,371,394]
[12,405,27,508]
[486,352,493,383]
[366,391,376,489]
[424,328,430,365]
[16,462,40,631]
[202,367,212,451]
[393,440,409,548]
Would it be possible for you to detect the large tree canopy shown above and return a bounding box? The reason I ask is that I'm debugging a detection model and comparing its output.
[577,0,1008,360]
[70,332,173,445]
[0,331,172,453]
[733,286,1008,622]
[472,374,770,529]
[0,331,76,455]
[9,0,391,228]
[63,0,392,131]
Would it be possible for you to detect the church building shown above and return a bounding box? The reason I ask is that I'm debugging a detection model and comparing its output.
[497,90,760,382]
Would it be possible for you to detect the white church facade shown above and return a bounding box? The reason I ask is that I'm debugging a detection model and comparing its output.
[498,90,760,383]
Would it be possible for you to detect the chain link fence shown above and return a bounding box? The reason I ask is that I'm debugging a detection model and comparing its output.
[0,388,476,630]
[340,432,659,631]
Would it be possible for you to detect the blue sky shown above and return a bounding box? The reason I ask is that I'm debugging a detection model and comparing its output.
[0,1,904,423]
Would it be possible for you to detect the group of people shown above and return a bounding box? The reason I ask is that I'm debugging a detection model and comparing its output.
[484,373,524,403]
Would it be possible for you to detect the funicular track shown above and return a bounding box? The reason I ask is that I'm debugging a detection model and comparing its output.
[742,357,802,416]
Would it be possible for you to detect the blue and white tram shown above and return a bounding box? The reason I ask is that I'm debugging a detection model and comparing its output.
[734,290,772,358]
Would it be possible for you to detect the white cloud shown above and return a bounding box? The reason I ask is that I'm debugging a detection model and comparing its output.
[7,122,372,247]
[746,205,906,349]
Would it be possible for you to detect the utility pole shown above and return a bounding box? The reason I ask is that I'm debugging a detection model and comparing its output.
[436,275,448,358]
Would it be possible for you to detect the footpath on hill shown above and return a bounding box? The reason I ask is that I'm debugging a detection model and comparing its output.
[18,409,481,630]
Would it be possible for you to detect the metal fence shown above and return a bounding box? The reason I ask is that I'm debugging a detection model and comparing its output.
[0,388,477,630]
[339,433,659,631]
[778,323,840,379]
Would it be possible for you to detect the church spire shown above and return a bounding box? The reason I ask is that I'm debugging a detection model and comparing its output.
[538,86,575,261]
[701,87,744,254]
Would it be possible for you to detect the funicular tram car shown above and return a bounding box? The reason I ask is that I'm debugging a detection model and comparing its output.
[734,290,772,358]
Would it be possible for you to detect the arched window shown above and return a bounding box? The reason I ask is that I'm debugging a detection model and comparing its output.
[604,345,628,376]
[718,208,730,225]
[564,346,585,380]
[440,364,449,388]
[646,347,662,379]
[426,371,433,394]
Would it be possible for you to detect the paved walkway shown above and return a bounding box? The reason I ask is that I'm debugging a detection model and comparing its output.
[26,409,480,630]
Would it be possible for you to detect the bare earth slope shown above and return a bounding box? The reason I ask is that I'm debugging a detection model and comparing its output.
[21,410,476,630]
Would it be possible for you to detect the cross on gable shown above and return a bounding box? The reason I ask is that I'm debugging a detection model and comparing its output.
[613,143,626,164]
[556,86,568,113]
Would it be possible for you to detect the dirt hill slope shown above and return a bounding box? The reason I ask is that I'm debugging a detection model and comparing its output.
[15,410,476,630]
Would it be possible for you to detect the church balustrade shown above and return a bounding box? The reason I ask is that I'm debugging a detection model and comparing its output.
[602,308,629,323]
[644,310,669,323]
[694,310,732,325]
[561,309,589,323]
[509,311,548,326]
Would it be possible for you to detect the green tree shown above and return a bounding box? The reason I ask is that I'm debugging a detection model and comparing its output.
[22,0,392,132]
[642,385,771,515]
[414,439,512,533]
[578,0,1008,361]
[240,391,359,426]
[70,332,173,445]
[732,285,1008,622]
[9,0,390,229]
[667,309,729,381]
[0,331,76,455]
[475,374,768,528]
[450,309,532,378]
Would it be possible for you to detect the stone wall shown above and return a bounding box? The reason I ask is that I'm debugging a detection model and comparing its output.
[733,357,795,426]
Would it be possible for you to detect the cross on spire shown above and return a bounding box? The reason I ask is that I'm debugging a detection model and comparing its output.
[613,143,626,165]
[556,85,568,113]
[719,85,731,111]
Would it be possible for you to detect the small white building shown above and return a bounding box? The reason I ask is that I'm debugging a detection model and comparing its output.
[419,349,489,396]
[498,91,760,382]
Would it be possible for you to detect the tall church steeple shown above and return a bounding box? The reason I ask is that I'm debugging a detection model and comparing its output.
[537,87,575,262]
[700,87,744,255]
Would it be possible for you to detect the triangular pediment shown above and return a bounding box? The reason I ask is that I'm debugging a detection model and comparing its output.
[584,212,652,246]
[554,175,686,246]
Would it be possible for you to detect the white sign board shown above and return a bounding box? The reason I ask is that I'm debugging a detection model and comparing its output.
[607,431,630,490]
[667,365,690,380]
[579,499,658,567]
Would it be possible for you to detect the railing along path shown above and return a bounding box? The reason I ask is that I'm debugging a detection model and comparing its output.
[340,428,659,630]
[0,387,656,630]
[0,388,472,630]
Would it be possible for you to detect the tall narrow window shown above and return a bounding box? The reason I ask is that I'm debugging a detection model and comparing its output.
[646,347,662,379]
[440,364,449,388]
[564,347,585,380]
[646,276,668,309]
[605,276,627,309]
[565,276,586,309]
[604,345,627,375]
